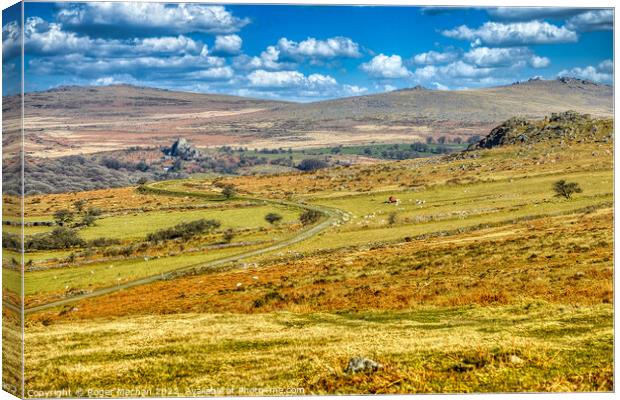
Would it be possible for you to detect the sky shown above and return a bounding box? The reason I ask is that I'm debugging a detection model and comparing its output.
[2,2,614,101]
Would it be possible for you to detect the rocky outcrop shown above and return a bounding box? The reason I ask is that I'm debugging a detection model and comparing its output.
[164,138,202,160]
[468,111,611,150]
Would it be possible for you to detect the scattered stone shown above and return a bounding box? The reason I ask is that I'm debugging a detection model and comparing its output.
[509,355,525,365]
[345,357,383,374]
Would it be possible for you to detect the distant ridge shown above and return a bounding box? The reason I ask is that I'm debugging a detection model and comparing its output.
[5,77,612,159]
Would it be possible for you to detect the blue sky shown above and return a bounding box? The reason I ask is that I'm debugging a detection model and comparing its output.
[2,3,614,101]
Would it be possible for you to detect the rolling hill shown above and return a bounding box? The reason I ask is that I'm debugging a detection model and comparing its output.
[4,77,614,158]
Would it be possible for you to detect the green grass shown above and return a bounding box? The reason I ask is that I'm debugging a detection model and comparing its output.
[24,303,612,394]
[22,244,264,297]
[297,170,611,252]
[302,142,467,159]
[79,205,301,241]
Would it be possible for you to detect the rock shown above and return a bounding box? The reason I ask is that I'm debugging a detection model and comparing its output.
[509,355,525,365]
[345,357,382,374]
[165,138,202,160]
[468,111,599,150]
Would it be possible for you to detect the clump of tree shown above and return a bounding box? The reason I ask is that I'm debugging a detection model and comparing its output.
[300,209,322,226]
[553,180,582,199]
[265,212,283,225]
[221,184,236,199]
[147,219,221,243]
[2,233,21,250]
[297,159,328,172]
[25,227,85,250]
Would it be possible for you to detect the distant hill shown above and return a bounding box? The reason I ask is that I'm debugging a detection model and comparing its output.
[3,78,613,158]
[230,77,612,130]
[16,84,288,117]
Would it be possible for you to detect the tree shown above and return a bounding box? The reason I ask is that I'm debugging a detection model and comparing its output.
[300,209,322,226]
[221,184,236,199]
[53,209,74,226]
[553,180,582,199]
[222,228,235,243]
[297,158,328,172]
[136,160,149,172]
[73,200,86,213]
[137,177,148,185]
[265,212,283,225]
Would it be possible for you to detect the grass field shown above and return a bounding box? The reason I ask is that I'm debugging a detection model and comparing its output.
[25,304,612,393]
[79,204,300,241]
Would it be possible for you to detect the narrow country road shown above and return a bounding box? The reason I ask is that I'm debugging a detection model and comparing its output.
[20,182,347,314]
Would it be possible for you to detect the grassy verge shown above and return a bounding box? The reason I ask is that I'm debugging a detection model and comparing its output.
[24,303,612,395]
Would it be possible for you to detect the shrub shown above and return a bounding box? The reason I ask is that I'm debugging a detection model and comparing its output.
[221,184,236,199]
[553,180,582,199]
[53,209,74,226]
[88,237,121,247]
[80,214,97,227]
[222,228,235,243]
[73,200,86,213]
[26,227,85,250]
[388,212,397,225]
[87,207,103,217]
[265,212,283,225]
[147,219,221,243]
[300,209,322,226]
[297,159,328,172]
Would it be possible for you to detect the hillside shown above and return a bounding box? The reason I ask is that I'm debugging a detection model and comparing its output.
[469,110,613,149]
[17,110,613,393]
[5,78,614,158]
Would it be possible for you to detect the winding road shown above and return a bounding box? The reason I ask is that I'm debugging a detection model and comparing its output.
[14,182,347,315]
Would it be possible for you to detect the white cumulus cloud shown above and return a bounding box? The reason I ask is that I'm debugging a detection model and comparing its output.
[214,34,242,54]
[247,70,337,89]
[361,54,411,79]
[277,36,361,61]
[463,47,549,68]
[57,3,249,35]
[443,21,578,46]
[566,10,613,31]
[412,50,459,65]
[558,59,613,83]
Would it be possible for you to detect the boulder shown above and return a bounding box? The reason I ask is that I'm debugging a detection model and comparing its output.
[165,138,202,160]
[345,357,383,374]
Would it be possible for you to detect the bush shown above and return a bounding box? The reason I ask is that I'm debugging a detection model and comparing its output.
[26,227,85,250]
[297,159,328,172]
[265,212,283,225]
[300,209,322,226]
[53,209,74,226]
[80,214,97,227]
[388,212,397,225]
[147,219,221,243]
[222,228,235,243]
[221,184,236,199]
[88,237,121,247]
[553,180,582,199]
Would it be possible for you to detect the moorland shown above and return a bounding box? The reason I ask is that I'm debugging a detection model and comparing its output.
[1,79,614,395]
